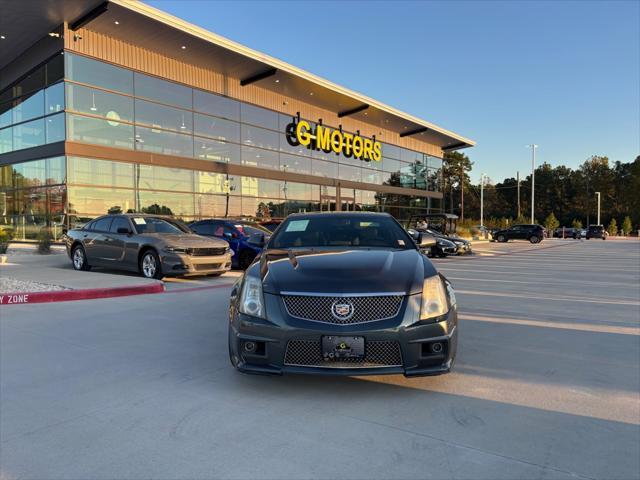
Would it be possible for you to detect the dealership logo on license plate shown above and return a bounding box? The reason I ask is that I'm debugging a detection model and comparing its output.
[331,300,355,321]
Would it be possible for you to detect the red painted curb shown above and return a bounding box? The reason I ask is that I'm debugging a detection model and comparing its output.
[0,283,164,305]
[163,283,235,294]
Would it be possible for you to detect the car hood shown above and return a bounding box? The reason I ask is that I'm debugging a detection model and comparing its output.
[140,233,228,248]
[258,248,434,295]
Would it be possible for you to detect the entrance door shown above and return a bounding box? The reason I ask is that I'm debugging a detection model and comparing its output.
[341,197,356,211]
[320,195,337,212]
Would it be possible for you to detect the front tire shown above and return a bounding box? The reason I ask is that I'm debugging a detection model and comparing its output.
[529,235,540,244]
[497,234,507,243]
[140,250,162,279]
[71,245,91,271]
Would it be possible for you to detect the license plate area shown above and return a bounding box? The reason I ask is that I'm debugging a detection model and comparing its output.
[322,336,365,361]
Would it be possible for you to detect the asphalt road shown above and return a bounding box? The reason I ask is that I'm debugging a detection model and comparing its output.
[1,239,639,479]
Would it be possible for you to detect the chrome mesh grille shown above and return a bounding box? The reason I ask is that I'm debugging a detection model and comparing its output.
[284,339,402,368]
[189,247,227,256]
[282,295,403,324]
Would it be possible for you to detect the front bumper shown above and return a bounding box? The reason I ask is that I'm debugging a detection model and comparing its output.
[161,252,232,276]
[455,243,473,255]
[229,293,458,377]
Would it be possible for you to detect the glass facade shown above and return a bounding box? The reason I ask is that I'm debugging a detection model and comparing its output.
[0,51,444,239]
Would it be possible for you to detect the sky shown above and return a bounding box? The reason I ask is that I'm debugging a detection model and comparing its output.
[148,0,639,183]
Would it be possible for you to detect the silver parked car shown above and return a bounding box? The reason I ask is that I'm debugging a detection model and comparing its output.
[65,214,233,279]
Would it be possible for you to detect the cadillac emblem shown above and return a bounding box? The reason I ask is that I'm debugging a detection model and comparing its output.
[331,300,355,321]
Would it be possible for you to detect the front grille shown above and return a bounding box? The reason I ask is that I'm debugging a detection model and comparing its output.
[282,295,403,325]
[193,263,222,271]
[188,247,227,256]
[284,339,402,368]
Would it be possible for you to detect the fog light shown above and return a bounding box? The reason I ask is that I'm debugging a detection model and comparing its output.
[243,341,256,353]
[431,342,443,354]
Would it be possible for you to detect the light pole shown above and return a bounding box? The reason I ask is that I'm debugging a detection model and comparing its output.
[480,173,485,228]
[595,191,601,225]
[526,144,538,223]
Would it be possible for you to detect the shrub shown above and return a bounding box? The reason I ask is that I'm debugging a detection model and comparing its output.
[544,212,560,234]
[607,218,617,236]
[621,216,633,236]
[456,227,472,238]
[0,229,13,254]
[571,218,583,229]
[37,228,53,254]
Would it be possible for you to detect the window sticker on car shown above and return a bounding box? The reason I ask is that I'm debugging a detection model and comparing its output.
[286,220,309,232]
[133,217,146,225]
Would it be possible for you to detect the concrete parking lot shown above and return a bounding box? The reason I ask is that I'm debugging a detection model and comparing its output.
[1,239,639,479]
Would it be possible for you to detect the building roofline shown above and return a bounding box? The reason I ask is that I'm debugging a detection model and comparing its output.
[110,0,475,149]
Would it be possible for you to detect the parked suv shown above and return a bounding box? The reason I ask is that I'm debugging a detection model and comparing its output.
[586,225,608,240]
[493,224,545,244]
[189,219,271,269]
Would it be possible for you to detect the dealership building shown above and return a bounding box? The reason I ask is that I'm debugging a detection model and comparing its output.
[0,0,474,240]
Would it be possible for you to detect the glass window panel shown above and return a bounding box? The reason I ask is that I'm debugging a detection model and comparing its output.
[0,165,12,189]
[240,103,278,130]
[45,112,65,143]
[312,158,337,178]
[280,153,311,175]
[11,65,45,98]
[12,90,44,124]
[0,127,11,154]
[13,160,46,188]
[241,196,281,217]
[284,182,313,201]
[194,137,240,164]
[382,143,401,160]
[68,157,134,188]
[338,163,361,183]
[0,102,11,128]
[138,190,194,218]
[241,177,280,199]
[45,82,64,114]
[66,84,133,123]
[46,54,64,85]
[382,156,401,173]
[67,113,134,149]
[312,145,335,162]
[134,125,193,157]
[134,72,192,109]
[242,124,279,150]
[241,145,279,170]
[382,170,401,187]
[135,99,192,133]
[196,194,240,218]
[427,168,441,191]
[361,167,383,185]
[280,133,312,157]
[194,171,237,195]
[66,53,133,94]
[137,164,194,192]
[401,148,422,163]
[278,113,299,131]
[427,155,443,170]
[194,113,239,142]
[193,90,239,121]
[13,118,45,150]
[68,186,135,216]
[46,156,66,185]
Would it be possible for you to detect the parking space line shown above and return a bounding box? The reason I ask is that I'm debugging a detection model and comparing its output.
[456,289,640,306]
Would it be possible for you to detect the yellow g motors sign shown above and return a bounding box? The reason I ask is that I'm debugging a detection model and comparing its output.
[285,120,382,162]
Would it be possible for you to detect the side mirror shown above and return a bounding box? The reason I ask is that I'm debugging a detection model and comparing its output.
[418,233,436,248]
[117,227,132,234]
[407,229,420,241]
[248,233,266,247]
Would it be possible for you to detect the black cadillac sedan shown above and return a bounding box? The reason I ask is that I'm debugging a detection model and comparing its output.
[228,212,458,377]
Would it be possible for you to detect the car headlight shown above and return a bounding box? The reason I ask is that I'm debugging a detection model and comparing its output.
[164,246,187,254]
[238,275,265,318]
[454,240,464,246]
[420,275,449,321]
[436,240,447,246]
[225,246,234,256]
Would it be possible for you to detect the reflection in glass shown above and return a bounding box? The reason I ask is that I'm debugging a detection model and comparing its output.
[135,99,192,133]
[241,145,279,170]
[45,83,65,114]
[193,90,240,121]
[0,102,11,128]
[67,114,134,149]
[194,113,240,143]
[12,91,44,124]
[13,118,45,150]
[138,190,195,217]
[137,164,194,192]
[134,72,192,109]
[66,53,134,94]
[240,103,278,130]
[242,124,279,150]
[338,163,361,183]
[68,186,135,216]
[312,158,338,178]
[68,157,134,188]
[280,153,311,175]
[0,127,11,154]
[194,138,240,164]
[66,84,134,122]
[46,113,65,143]
[134,125,193,157]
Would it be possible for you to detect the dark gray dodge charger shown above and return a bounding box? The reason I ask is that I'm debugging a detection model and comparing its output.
[228,212,458,377]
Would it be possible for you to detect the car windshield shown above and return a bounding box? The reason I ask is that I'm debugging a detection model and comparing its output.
[269,215,414,250]
[235,223,271,236]
[131,217,185,234]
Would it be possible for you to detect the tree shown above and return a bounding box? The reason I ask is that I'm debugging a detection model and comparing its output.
[571,218,583,229]
[544,212,559,234]
[607,218,617,236]
[443,151,473,216]
[107,206,123,215]
[621,216,633,236]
